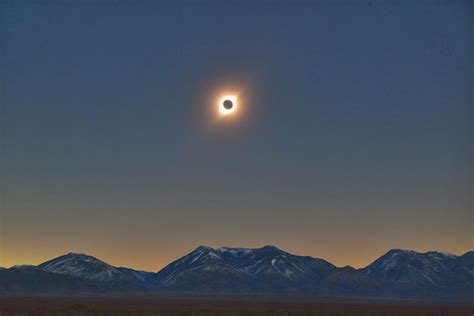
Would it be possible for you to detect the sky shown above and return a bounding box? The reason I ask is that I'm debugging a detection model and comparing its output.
[1,0,472,271]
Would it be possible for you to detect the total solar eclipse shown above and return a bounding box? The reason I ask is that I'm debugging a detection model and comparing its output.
[223,99,233,110]
[218,95,237,116]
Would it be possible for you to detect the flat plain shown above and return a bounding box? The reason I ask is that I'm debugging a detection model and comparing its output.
[0,295,472,316]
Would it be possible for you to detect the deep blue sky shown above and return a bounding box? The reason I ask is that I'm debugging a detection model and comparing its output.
[1,0,472,270]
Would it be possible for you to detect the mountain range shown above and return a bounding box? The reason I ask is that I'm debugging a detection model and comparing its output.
[1,246,472,300]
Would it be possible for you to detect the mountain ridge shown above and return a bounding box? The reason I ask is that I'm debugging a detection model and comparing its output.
[1,246,472,300]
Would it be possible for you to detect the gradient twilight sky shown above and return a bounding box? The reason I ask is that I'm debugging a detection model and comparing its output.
[1,0,472,271]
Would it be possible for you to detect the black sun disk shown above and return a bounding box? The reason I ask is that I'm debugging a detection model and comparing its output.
[223,99,233,110]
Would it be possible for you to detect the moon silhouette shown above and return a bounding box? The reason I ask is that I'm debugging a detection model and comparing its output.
[223,99,233,110]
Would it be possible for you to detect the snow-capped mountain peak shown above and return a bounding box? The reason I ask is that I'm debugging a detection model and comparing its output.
[153,245,337,292]
[363,249,460,288]
[38,252,153,287]
[39,253,123,282]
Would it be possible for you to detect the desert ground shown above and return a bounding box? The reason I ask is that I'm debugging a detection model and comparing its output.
[0,295,472,316]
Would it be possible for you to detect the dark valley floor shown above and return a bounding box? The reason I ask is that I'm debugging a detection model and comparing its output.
[1,295,473,316]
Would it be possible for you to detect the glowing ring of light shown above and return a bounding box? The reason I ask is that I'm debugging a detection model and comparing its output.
[218,95,237,116]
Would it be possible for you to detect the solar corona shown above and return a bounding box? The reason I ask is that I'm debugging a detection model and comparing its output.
[218,95,237,116]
